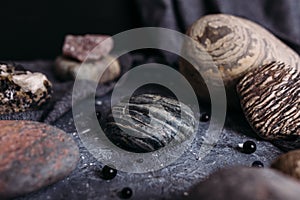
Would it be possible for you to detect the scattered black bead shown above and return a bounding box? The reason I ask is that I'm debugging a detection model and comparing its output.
[200,113,210,122]
[252,161,264,168]
[101,165,117,180]
[240,140,256,154]
[119,187,133,199]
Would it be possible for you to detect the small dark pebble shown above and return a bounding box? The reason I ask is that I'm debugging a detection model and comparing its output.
[119,187,133,199]
[239,140,256,154]
[200,112,210,122]
[252,161,264,168]
[101,165,117,180]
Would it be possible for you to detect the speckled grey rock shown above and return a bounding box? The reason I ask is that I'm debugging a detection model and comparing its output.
[55,55,120,83]
[0,120,79,199]
[187,167,300,200]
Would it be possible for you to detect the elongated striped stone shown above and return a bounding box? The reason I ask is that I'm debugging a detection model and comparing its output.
[105,94,196,153]
[237,62,300,143]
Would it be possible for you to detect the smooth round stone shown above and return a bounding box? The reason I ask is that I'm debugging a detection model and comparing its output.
[0,120,79,199]
[188,167,300,200]
[179,14,299,109]
[271,150,300,180]
[105,94,196,153]
[55,55,120,84]
[237,62,300,150]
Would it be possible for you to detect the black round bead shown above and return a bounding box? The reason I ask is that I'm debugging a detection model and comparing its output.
[120,187,133,199]
[252,161,264,168]
[200,113,210,122]
[101,165,117,180]
[241,140,256,154]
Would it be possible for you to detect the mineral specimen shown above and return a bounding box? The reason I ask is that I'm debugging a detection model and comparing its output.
[62,34,113,62]
[0,63,52,115]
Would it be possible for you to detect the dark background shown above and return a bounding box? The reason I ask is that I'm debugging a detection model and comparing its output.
[0,0,299,60]
[0,0,141,60]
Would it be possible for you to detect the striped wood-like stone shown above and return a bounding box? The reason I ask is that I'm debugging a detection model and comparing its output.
[179,14,300,107]
[237,62,300,140]
[105,94,196,153]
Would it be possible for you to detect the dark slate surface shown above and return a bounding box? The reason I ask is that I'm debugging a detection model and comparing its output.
[7,61,283,200]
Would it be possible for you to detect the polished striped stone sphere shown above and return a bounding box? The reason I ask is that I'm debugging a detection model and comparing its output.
[237,62,300,145]
[105,94,196,153]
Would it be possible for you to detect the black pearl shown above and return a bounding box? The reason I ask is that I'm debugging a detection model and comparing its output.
[200,113,210,122]
[101,165,117,180]
[239,140,256,154]
[119,187,133,199]
[252,161,264,168]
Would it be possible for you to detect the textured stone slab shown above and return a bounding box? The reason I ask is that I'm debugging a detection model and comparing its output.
[55,55,120,83]
[62,34,113,62]
[0,120,79,199]
[188,167,300,200]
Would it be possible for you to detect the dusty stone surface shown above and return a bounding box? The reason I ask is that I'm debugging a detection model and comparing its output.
[3,61,283,200]
[0,120,79,199]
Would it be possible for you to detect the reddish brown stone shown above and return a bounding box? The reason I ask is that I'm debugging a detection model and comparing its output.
[62,34,113,62]
[0,120,79,199]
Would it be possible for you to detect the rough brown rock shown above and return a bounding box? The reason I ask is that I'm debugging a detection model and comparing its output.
[0,63,52,115]
[62,34,113,62]
[0,120,79,199]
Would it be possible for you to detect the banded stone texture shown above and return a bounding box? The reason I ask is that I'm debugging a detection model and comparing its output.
[105,94,196,153]
[237,62,300,149]
[179,14,300,108]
